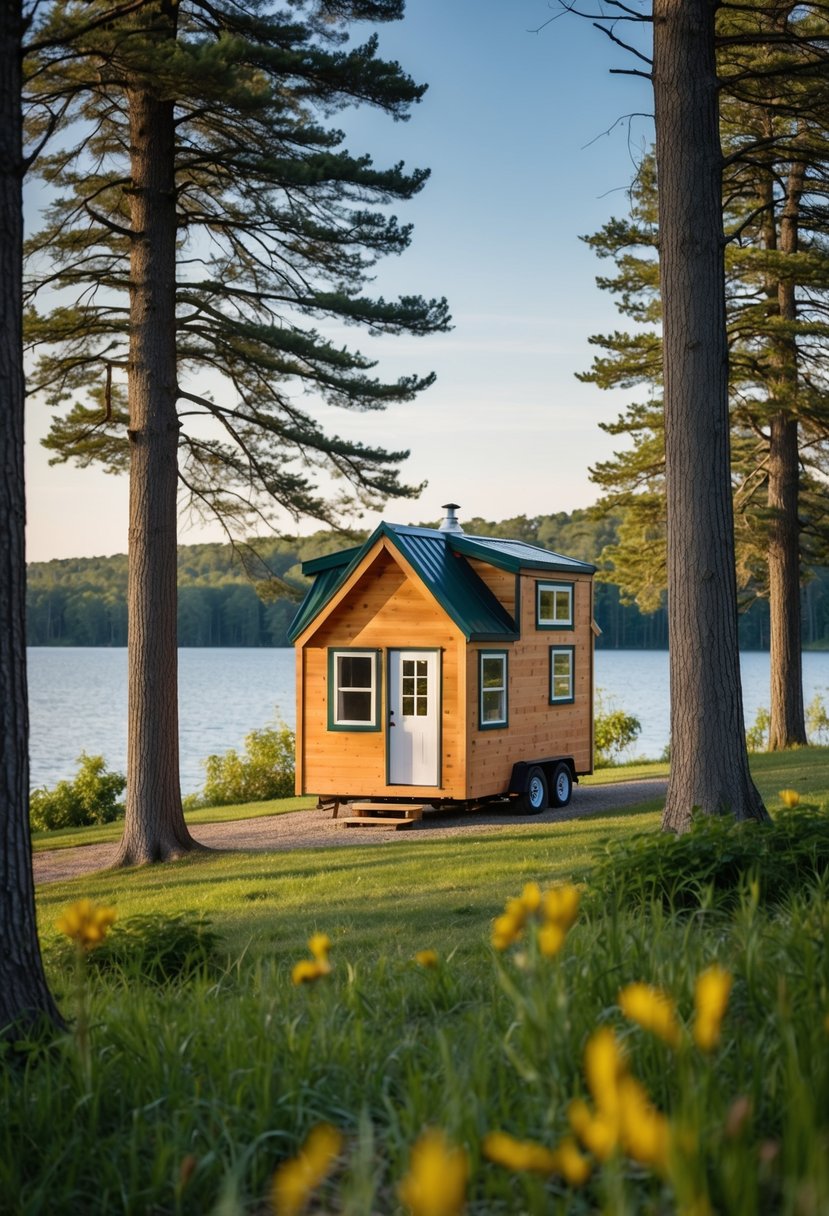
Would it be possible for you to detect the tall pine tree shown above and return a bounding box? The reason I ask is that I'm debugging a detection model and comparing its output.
[26,0,449,863]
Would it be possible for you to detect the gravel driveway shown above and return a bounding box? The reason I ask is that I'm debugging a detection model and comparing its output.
[32,777,667,886]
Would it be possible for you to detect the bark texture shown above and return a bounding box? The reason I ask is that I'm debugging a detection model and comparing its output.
[0,0,63,1033]
[766,154,807,750]
[654,0,768,830]
[114,78,199,865]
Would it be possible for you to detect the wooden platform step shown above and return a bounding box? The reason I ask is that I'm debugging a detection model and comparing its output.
[340,802,427,829]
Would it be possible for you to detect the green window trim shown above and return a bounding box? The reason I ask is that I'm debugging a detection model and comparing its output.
[549,646,575,705]
[479,649,508,729]
[327,648,382,731]
[536,580,574,630]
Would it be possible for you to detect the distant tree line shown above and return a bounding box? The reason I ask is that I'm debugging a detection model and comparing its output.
[26,511,829,650]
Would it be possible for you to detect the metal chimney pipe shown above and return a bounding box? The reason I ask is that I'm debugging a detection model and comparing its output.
[439,503,463,533]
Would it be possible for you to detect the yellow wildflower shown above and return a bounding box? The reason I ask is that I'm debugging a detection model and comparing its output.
[779,788,800,808]
[567,1098,618,1161]
[541,884,580,930]
[491,909,524,951]
[292,934,333,985]
[56,899,116,950]
[584,1026,626,1117]
[693,965,732,1052]
[414,949,439,969]
[618,982,682,1049]
[482,1130,559,1175]
[617,1075,670,1174]
[550,1136,592,1186]
[538,921,567,958]
[272,1123,342,1216]
[519,881,542,912]
[398,1129,468,1216]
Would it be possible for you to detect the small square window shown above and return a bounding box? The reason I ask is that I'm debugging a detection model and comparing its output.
[479,651,508,728]
[536,581,573,629]
[549,647,574,704]
[329,649,380,730]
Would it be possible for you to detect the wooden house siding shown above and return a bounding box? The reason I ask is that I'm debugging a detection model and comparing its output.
[465,570,594,800]
[296,543,468,799]
[465,558,518,621]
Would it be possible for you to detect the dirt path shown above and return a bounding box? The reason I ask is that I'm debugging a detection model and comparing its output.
[32,778,667,886]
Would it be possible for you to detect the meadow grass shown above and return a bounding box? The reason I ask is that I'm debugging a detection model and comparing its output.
[6,749,829,1214]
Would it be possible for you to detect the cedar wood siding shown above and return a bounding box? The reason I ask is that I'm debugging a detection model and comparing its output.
[465,570,594,800]
[295,542,467,799]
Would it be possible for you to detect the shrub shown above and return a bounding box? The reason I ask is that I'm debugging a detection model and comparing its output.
[30,753,126,831]
[594,688,641,766]
[806,692,829,744]
[585,807,829,912]
[187,720,295,808]
[49,912,221,986]
[745,705,770,752]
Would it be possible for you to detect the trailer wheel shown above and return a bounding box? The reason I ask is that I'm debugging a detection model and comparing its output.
[550,762,573,808]
[518,766,548,814]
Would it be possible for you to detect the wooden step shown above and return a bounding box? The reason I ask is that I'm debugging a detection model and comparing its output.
[340,815,416,830]
[348,802,426,821]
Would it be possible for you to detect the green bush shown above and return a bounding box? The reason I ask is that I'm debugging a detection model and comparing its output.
[30,753,126,831]
[585,807,829,912]
[52,912,221,986]
[806,692,829,744]
[745,705,771,752]
[594,688,641,766]
[186,721,295,808]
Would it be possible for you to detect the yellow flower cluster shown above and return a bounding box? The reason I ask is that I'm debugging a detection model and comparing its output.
[398,1128,469,1216]
[55,899,117,950]
[692,965,732,1052]
[779,788,800,808]
[568,1026,671,1174]
[618,982,682,1048]
[291,933,333,985]
[272,1123,342,1216]
[483,1130,590,1185]
[491,881,580,956]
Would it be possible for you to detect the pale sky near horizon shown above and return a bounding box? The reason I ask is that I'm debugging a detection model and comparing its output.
[24,0,654,564]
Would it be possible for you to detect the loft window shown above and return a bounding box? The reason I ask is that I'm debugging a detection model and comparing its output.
[328,649,380,730]
[536,581,573,629]
[549,646,574,704]
[479,651,508,729]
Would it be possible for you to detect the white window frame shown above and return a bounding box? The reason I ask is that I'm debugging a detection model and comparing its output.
[549,646,575,704]
[329,648,381,731]
[479,650,508,729]
[536,580,574,629]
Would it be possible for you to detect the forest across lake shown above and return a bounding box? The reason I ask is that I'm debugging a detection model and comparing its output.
[26,510,829,651]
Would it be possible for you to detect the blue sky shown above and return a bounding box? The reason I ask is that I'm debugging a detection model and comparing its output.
[25,0,654,561]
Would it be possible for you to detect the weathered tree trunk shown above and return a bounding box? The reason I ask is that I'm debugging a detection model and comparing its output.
[654,0,768,831]
[114,77,201,865]
[767,154,807,750]
[0,0,64,1032]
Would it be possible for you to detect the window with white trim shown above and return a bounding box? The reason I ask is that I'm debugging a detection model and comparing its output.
[329,649,380,729]
[549,646,574,704]
[479,651,508,728]
[536,580,573,629]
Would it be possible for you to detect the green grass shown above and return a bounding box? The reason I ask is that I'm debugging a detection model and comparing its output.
[7,749,828,1215]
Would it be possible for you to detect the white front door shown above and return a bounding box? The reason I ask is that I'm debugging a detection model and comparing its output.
[388,650,440,786]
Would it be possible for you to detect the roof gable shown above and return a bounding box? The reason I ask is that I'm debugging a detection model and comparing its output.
[288,522,593,644]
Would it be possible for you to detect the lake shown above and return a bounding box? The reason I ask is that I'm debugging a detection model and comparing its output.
[27,648,829,793]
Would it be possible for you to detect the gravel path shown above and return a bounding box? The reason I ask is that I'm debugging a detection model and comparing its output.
[32,778,667,886]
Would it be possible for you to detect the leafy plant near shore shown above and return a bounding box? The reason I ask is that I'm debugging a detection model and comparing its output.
[184,722,295,809]
[29,752,125,830]
[593,688,642,766]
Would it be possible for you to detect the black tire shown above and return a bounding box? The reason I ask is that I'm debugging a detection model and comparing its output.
[550,762,573,808]
[518,765,548,814]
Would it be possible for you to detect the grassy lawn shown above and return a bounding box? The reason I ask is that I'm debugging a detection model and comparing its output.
[8,748,828,1214]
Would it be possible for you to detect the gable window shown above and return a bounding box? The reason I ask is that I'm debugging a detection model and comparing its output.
[479,651,508,728]
[328,649,380,730]
[536,581,573,629]
[549,646,574,704]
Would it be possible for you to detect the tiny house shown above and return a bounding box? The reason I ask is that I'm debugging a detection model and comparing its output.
[289,506,596,813]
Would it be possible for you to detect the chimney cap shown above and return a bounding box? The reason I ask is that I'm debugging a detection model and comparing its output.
[439,503,463,534]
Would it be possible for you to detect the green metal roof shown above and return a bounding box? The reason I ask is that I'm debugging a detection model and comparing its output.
[287,522,594,643]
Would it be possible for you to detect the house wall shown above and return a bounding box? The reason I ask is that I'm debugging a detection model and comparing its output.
[296,548,468,799]
[465,570,594,800]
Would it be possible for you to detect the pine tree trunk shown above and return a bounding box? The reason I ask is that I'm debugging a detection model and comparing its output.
[654,0,768,831]
[0,0,64,1033]
[114,79,201,865]
[767,155,807,750]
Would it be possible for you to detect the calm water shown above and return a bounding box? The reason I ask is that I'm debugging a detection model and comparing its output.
[27,647,829,793]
